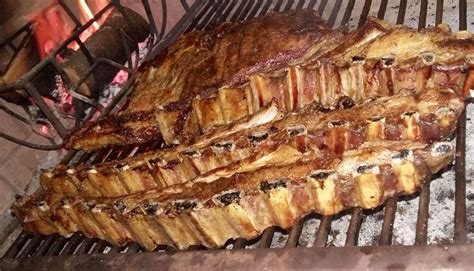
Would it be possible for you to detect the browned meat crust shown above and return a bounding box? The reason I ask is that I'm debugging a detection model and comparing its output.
[12,140,454,250]
[41,89,463,197]
[68,14,473,151]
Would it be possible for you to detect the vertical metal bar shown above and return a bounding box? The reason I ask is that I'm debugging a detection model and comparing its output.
[378,198,397,245]
[59,233,86,255]
[246,0,264,20]
[74,238,97,255]
[377,0,388,19]
[274,0,284,12]
[198,0,222,29]
[283,0,295,12]
[231,0,250,22]
[295,0,306,10]
[314,216,332,247]
[418,0,428,30]
[317,0,328,15]
[2,232,32,259]
[45,237,70,256]
[345,208,363,246]
[328,0,343,28]
[233,238,247,249]
[258,227,276,248]
[415,183,431,245]
[413,0,430,245]
[358,0,372,28]
[341,0,356,26]
[206,0,231,27]
[459,0,467,31]
[221,0,239,21]
[258,0,273,17]
[454,108,467,243]
[23,82,68,138]
[17,235,44,259]
[158,0,168,40]
[435,0,443,25]
[396,0,407,25]
[141,0,159,38]
[307,0,319,10]
[31,235,58,257]
[285,220,304,247]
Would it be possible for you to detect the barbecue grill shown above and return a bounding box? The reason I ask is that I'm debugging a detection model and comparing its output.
[0,0,472,269]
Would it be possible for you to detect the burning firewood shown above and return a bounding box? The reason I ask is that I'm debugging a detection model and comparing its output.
[61,6,150,103]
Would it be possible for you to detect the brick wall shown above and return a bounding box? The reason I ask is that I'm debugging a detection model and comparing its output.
[0,102,57,253]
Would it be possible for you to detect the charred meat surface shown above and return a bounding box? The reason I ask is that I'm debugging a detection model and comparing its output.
[68,13,474,151]
[12,141,455,250]
[41,89,463,197]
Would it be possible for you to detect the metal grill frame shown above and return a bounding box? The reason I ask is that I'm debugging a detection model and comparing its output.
[0,0,472,269]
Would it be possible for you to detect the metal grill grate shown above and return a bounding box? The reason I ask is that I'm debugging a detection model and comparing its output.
[0,0,471,268]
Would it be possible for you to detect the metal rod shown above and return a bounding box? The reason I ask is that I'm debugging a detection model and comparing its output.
[341,0,355,26]
[258,0,273,17]
[345,208,363,246]
[232,238,247,249]
[358,0,372,28]
[454,109,467,243]
[415,183,431,245]
[57,0,83,28]
[17,235,44,259]
[317,0,328,16]
[246,0,263,20]
[258,227,275,248]
[378,197,397,245]
[285,220,304,248]
[283,0,295,12]
[418,0,428,31]
[2,232,32,259]
[60,234,86,255]
[377,0,388,19]
[328,0,343,28]
[314,216,332,247]
[396,0,407,25]
[23,82,68,138]
[435,0,443,25]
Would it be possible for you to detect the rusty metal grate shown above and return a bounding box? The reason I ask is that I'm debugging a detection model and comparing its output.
[0,0,471,267]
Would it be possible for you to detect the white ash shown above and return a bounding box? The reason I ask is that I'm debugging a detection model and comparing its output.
[298,216,320,247]
[270,229,289,248]
[465,103,474,242]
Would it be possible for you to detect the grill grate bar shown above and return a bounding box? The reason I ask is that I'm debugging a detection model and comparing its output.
[56,233,84,255]
[285,220,305,247]
[17,235,43,259]
[206,0,232,28]
[230,0,250,22]
[74,238,97,255]
[3,232,32,259]
[258,227,276,248]
[232,238,247,249]
[317,0,328,15]
[30,235,58,257]
[274,0,284,12]
[345,208,363,246]
[246,0,264,20]
[435,0,444,25]
[237,0,256,20]
[283,0,296,12]
[327,0,343,28]
[196,0,224,30]
[379,198,397,246]
[44,236,69,256]
[377,0,388,19]
[91,240,109,254]
[258,0,274,17]
[185,0,216,32]
[340,0,356,26]
[454,110,468,243]
[358,0,372,28]
[314,215,332,247]
[396,0,407,24]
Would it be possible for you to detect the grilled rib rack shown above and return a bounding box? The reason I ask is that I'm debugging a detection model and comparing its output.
[0,0,472,269]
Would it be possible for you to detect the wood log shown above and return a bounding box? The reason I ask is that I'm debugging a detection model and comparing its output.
[62,6,150,99]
